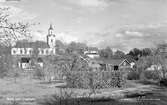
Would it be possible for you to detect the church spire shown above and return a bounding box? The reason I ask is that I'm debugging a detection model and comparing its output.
[49,24,53,30]
[47,24,56,48]
[48,24,54,35]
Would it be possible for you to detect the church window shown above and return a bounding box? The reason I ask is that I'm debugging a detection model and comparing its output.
[20,50,23,54]
[13,50,16,54]
[41,50,44,54]
[46,50,49,54]
[51,39,53,43]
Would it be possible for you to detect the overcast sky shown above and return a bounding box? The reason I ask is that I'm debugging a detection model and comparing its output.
[1,0,167,52]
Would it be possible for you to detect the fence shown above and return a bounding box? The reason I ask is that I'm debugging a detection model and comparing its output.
[65,71,127,89]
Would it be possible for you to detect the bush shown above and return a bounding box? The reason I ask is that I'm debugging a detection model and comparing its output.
[66,71,125,89]
[127,71,140,80]
[33,66,44,79]
[160,78,167,86]
[143,70,160,80]
[66,71,90,89]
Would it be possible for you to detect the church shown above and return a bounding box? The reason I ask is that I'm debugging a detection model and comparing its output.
[11,25,57,70]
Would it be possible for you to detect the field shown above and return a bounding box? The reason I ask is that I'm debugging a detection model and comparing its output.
[0,77,65,105]
[0,77,167,105]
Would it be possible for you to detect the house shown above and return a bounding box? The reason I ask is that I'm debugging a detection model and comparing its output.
[80,56,131,71]
[158,43,167,53]
[84,49,99,59]
[91,58,131,71]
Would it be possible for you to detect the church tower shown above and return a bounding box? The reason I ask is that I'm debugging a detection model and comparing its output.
[47,24,56,48]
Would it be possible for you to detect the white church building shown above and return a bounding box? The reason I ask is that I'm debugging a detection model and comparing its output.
[11,25,57,70]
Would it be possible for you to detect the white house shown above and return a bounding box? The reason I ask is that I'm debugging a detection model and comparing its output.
[84,50,99,59]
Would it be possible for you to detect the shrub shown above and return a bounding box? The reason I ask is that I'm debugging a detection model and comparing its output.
[66,71,125,89]
[143,70,161,80]
[66,71,90,89]
[160,78,167,86]
[127,71,140,80]
[33,66,44,79]
[39,89,76,105]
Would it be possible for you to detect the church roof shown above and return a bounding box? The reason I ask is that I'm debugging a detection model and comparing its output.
[14,40,50,48]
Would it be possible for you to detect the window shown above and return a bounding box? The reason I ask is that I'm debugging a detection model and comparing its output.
[114,65,119,71]
[46,50,49,54]
[20,50,23,54]
[13,50,16,54]
[41,50,44,54]
[24,49,27,54]
[29,50,32,55]
[21,57,30,63]
[51,39,53,43]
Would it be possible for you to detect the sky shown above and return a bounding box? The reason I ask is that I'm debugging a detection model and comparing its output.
[1,0,167,52]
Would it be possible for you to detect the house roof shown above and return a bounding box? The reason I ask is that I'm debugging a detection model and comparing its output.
[124,55,136,63]
[92,58,130,66]
[102,59,125,65]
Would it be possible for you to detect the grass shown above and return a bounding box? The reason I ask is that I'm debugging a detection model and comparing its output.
[0,77,167,105]
[39,87,167,105]
[0,77,59,105]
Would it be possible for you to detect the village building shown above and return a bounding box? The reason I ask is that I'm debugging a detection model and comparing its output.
[80,55,131,71]
[158,43,167,53]
[11,25,57,70]
[84,49,100,59]
[97,58,131,71]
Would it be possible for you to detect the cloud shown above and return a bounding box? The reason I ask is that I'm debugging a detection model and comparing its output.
[125,31,143,37]
[77,0,108,7]
[0,0,21,2]
[68,0,117,9]
[0,5,37,21]
[30,30,80,45]
[0,0,6,2]
[57,32,79,43]
[30,30,45,41]
[84,22,167,52]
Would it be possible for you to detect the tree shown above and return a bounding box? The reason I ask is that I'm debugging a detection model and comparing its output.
[56,40,65,48]
[99,46,113,59]
[114,50,125,58]
[0,7,31,46]
[66,42,88,55]
[136,53,167,80]
[141,48,152,56]
[127,48,142,60]
[0,7,31,78]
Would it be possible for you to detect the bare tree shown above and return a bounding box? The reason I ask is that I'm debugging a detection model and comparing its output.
[0,7,32,79]
[0,7,31,46]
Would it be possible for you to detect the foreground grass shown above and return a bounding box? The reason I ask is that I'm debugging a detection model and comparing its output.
[39,80,167,105]
[39,87,167,105]
[0,77,167,105]
[0,77,62,105]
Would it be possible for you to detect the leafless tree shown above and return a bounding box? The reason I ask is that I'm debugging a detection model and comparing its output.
[0,7,32,79]
[0,7,31,46]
